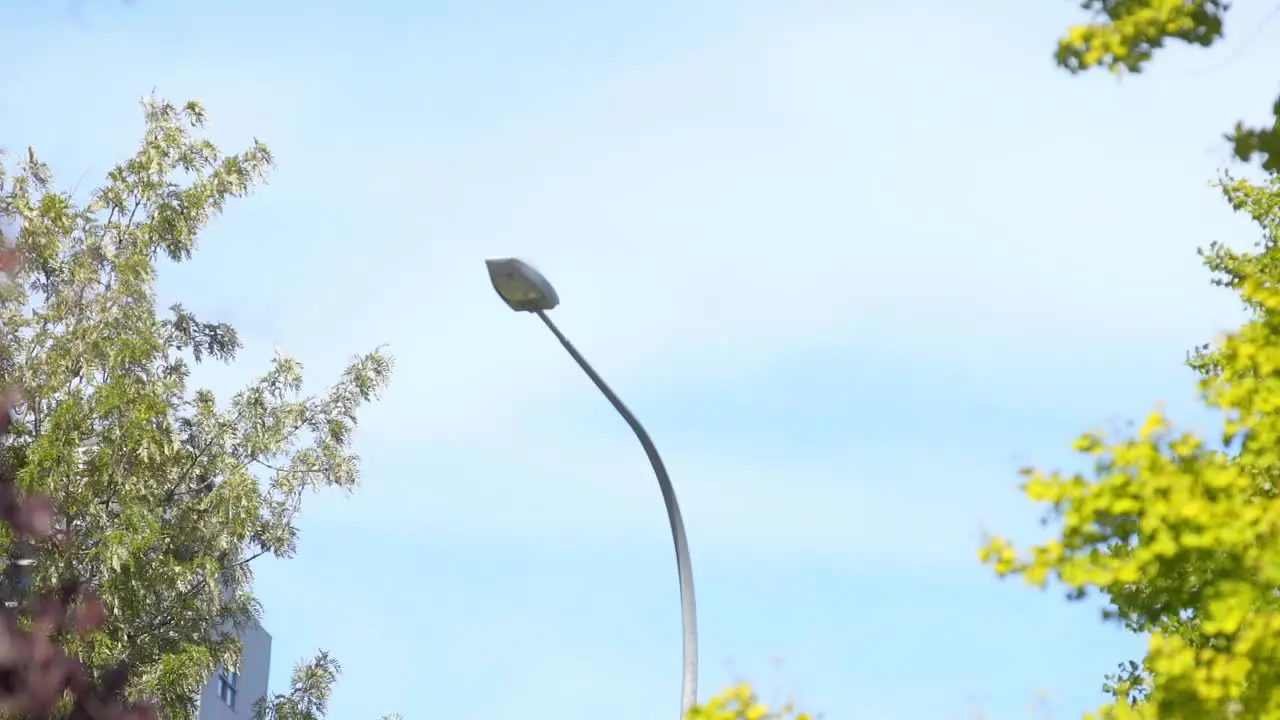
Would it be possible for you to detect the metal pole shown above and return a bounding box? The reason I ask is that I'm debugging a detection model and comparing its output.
[534,309,699,717]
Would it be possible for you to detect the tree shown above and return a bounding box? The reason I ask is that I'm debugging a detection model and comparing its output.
[0,379,157,719]
[688,685,812,720]
[981,177,1280,720]
[979,4,1280,719]
[250,652,403,720]
[1054,0,1279,172]
[0,97,393,718]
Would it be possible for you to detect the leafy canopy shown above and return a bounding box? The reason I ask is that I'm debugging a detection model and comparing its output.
[252,652,401,720]
[981,181,1280,720]
[0,97,393,718]
[980,4,1280,718]
[1054,0,1279,171]
[688,684,812,720]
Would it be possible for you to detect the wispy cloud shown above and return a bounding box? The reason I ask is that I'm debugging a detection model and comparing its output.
[2,0,1273,718]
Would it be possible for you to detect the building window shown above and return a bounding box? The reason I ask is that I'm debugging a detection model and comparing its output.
[218,665,238,709]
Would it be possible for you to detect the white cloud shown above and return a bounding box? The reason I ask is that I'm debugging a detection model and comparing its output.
[1,1,1266,573]
[302,415,1043,574]
[9,2,1257,387]
[259,2,1253,434]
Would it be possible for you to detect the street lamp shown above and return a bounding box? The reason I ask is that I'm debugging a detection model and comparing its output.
[484,258,699,717]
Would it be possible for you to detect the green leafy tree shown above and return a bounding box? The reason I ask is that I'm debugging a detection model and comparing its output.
[981,174,1280,720]
[250,652,403,720]
[688,685,812,720]
[0,97,393,718]
[980,4,1280,718]
[1054,0,1279,171]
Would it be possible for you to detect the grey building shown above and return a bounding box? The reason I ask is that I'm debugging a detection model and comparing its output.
[197,621,272,720]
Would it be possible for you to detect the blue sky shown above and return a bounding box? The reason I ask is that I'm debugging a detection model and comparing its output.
[3,0,1280,718]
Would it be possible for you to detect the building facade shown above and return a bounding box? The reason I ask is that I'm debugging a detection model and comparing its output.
[196,621,272,720]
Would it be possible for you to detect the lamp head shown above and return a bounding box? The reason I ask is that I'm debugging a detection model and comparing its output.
[485,257,560,312]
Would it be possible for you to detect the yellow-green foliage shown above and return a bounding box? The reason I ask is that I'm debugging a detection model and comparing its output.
[1054,0,1279,171]
[979,5,1280,715]
[1054,0,1227,73]
[688,685,811,720]
[981,174,1280,719]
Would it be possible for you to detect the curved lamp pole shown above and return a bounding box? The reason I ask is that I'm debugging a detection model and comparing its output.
[484,258,699,717]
